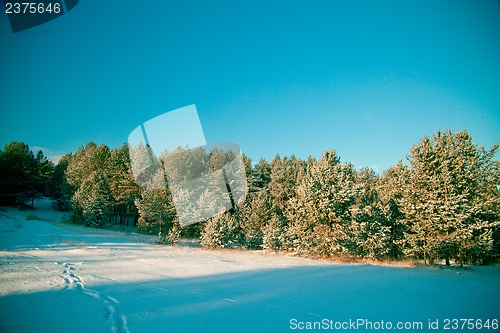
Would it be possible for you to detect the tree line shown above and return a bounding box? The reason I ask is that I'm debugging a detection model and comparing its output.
[0,141,54,207]
[1,129,498,265]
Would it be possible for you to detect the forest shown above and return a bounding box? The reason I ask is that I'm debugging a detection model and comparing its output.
[0,129,498,266]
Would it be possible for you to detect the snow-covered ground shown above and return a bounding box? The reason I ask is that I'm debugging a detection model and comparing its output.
[0,200,498,333]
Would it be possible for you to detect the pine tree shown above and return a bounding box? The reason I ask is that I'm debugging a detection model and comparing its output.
[0,142,34,201]
[237,189,274,249]
[66,143,129,227]
[400,130,499,265]
[200,212,244,248]
[135,188,176,238]
[377,161,409,260]
[107,144,140,201]
[48,154,73,211]
[27,150,54,207]
[209,146,235,172]
[241,153,253,180]
[129,142,165,190]
[248,158,271,193]
[351,167,391,259]
[66,143,110,190]
[262,213,288,251]
[268,154,303,213]
[0,142,54,207]
[285,150,359,257]
[72,171,114,227]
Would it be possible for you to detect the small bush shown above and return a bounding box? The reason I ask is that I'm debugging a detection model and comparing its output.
[201,212,244,249]
[25,214,52,222]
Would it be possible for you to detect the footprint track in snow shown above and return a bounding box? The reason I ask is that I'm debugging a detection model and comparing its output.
[59,263,83,289]
[57,262,129,333]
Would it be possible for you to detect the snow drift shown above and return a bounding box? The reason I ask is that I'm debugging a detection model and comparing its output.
[0,200,498,333]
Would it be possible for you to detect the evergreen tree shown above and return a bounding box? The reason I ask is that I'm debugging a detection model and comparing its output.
[262,213,288,251]
[48,154,74,210]
[135,189,176,238]
[161,146,209,185]
[285,150,359,257]
[0,142,34,202]
[72,171,114,227]
[66,143,110,190]
[268,154,303,213]
[377,162,409,260]
[200,212,244,248]
[66,143,133,227]
[26,150,54,207]
[108,144,140,200]
[209,146,235,172]
[237,189,274,249]
[241,153,253,181]
[351,167,391,259]
[129,142,165,190]
[400,130,499,265]
[0,142,54,207]
[248,158,271,193]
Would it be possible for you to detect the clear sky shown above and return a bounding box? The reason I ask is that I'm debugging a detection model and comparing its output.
[1,0,499,172]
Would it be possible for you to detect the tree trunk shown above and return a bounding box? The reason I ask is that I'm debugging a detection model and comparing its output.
[459,249,464,268]
[423,238,428,265]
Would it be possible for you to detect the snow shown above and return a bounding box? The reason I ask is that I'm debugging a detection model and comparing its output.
[0,199,499,333]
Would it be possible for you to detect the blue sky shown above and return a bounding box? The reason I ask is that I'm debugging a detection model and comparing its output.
[1,0,499,172]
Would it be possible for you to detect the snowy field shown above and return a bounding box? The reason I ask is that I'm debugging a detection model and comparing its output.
[0,200,498,333]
